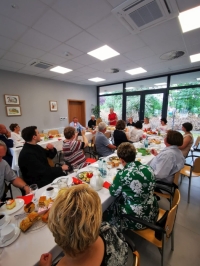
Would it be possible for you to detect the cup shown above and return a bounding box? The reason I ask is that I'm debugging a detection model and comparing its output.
[46,187,55,197]
[0,213,6,226]
[58,178,68,189]
[0,224,15,243]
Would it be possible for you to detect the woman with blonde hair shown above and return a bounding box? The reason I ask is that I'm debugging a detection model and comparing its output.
[39,185,129,266]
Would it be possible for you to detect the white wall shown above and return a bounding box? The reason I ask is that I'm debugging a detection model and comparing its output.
[0,70,97,131]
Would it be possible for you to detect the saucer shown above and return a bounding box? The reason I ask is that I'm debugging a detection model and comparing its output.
[0,214,11,229]
[0,225,20,247]
[41,188,59,199]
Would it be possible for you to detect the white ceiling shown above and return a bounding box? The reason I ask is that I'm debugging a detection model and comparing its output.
[0,0,200,86]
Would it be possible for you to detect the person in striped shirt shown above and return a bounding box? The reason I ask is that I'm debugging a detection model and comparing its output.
[63,126,88,169]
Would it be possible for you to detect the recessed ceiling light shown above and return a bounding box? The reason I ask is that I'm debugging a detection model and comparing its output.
[190,53,200,63]
[125,67,147,75]
[88,77,105,82]
[178,6,200,33]
[50,66,72,74]
[87,45,120,61]
[154,83,167,85]
[196,78,200,80]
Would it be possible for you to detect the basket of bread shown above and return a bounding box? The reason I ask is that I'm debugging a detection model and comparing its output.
[19,196,54,232]
[107,156,120,167]
[149,138,161,144]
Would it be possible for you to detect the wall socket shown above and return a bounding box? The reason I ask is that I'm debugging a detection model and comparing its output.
[60,117,68,121]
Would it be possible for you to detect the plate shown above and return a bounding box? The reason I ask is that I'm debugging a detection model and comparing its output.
[51,176,67,184]
[0,224,20,247]
[108,156,119,161]
[0,214,11,229]
[77,171,93,184]
[41,188,59,200]
[0,199,24,214]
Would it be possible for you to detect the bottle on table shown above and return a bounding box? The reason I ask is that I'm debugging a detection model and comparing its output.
[144,137,149,148]
[102,160,107,178]
[98,158,103,175]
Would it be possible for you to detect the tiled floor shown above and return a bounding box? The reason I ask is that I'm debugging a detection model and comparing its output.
[10,155,200,266]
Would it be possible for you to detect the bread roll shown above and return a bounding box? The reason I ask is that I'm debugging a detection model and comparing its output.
[24,202,35,213]
[20,217,32,232]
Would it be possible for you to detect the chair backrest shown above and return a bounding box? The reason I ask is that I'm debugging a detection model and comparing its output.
[48,129,59,135]
[96,118,102,125]
[164,204,178,238]
[172,188,180,208]
[173,170,181,186]
[47,158,55,167]
[39,133,45,137]
[194,136,200,148]
[193,157,200,173]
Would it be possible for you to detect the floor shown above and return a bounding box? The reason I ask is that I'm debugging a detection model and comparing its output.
[10,153,200,266]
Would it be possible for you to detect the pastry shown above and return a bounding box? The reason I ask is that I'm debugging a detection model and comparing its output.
[42,209,50,223]
[24,202,35,213]
[6,199,16,210]
[39,196,46,207]
[27,211,40,223]
[20,217,32,232]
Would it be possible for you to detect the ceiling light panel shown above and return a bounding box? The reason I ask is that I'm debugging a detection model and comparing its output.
[190,53,200,63]
[88,77,105,82]
[50,66,72,74]
[125,67,147,75]
[179,6,200,33]
[87,45,120,61]
[154,83,167,85]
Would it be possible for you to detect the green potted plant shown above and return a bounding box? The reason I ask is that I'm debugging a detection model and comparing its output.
[91,105,101,118]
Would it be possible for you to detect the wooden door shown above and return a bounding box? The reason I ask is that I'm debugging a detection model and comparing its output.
[68,100,86,126]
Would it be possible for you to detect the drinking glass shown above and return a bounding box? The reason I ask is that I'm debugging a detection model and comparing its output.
[29,184,38,203]
[73,165,80,175]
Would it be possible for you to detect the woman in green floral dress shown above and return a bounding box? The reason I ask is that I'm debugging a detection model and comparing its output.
[105,142,159,230]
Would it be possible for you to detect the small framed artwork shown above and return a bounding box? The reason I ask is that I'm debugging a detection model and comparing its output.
[4,94,20,105]
[49,101,58,112]
[6,106,22,116]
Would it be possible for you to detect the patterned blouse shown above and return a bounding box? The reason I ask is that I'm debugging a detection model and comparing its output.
[100,222,128,266]
[105,161,159,230]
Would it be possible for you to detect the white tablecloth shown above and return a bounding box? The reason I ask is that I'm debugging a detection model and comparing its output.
[10,132,93,172]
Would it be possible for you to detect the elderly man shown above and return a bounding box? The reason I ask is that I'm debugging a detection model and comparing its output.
[0,124,13,166]
[69,117,85,134]
[18,126,68,188]
[0,141,30,200]
[95,122,116,157]
[88,115,96,129]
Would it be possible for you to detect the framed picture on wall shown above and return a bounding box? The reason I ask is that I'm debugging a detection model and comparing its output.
[6,106,22,116]
[49,101,58,112]
[4,94,20,105]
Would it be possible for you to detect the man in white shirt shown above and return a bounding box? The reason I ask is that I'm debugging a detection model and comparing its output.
[69,117,85,133]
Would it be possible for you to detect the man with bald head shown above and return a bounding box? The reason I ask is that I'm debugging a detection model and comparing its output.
[0,124,13,166]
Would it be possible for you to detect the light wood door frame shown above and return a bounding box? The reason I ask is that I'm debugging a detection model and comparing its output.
[68,99,86,126]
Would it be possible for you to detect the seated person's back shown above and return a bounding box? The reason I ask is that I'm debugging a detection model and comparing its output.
[95,122,116,157]
[0,124,13,167]
[113,120,129,147]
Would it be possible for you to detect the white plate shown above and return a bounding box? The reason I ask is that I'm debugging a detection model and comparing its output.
[41,188,59,199]
[51,176,67,184]
[0,215,11,229]
[16,213,46,232]
[0,224,20,247]
[0,199,24,215]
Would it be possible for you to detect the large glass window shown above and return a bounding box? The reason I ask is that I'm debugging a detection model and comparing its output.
[125,76,167,92]
[170,71,200,87]
[99,95,122,123]
[168,88,200,131]
[126,95,141,122]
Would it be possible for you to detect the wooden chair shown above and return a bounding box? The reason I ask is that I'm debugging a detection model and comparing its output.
[154,170,180,208]
[123,230,140,266]
[48,129,59,135]
[96,118,102,126]
[121,189,180,266]
[189,136,200,163]
[88,136,95,152]
[180,157,200,203]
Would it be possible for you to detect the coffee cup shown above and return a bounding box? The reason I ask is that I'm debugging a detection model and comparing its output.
[0,213,6,226]
[58,178,68,189]
[0,224,15,243]
[46,187,54,197]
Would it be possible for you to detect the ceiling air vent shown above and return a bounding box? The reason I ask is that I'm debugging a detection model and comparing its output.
[105,68,120,73]
[112,0,179,34]
[29,60,54,69]
[160,50,185,60]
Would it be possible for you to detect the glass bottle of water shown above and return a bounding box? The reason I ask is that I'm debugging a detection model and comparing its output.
[102,160,107,178]
[144,137,149,148]
[98,158,103,175]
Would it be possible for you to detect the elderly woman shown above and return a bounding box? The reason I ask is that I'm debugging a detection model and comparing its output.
[142,117,151,131]
[178,122,194,157]
[157,118,169,133]
[108,108,118,126]
[129,121,143,142]
[39,185,129,266]
[63,126,88,169]
[105,142,159,230]
[127,117,135,127]
[113,120,131,147]
[9,123,24,146]
[150,130,185,183]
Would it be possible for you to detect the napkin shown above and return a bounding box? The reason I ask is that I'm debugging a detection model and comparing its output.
[16,194,33,204]
[103,181,111,189]
[85,158,97,164]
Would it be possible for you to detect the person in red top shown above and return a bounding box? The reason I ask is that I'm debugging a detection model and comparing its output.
[108,108,118,126]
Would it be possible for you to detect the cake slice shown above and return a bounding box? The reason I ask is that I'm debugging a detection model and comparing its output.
[6,199,16,210]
